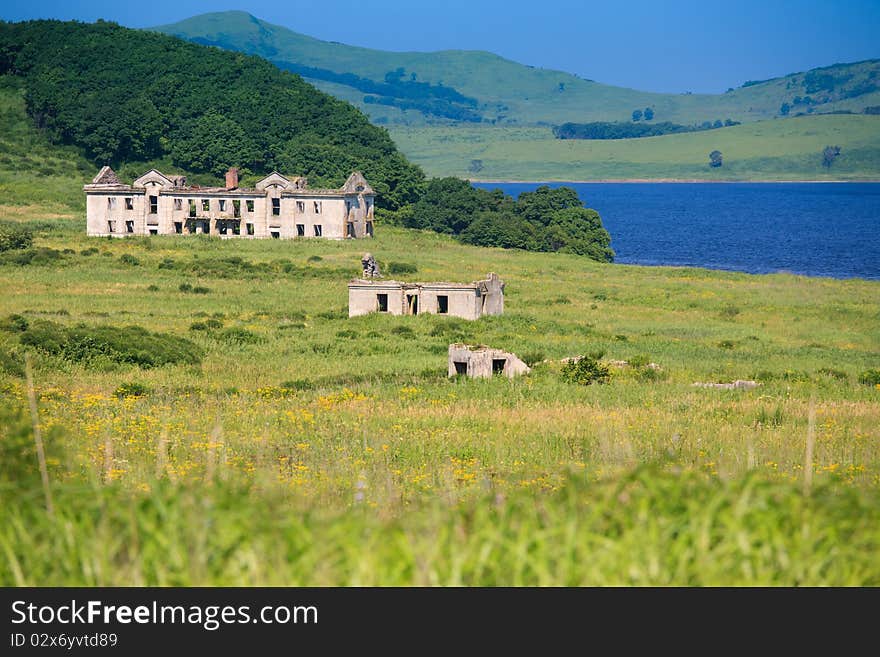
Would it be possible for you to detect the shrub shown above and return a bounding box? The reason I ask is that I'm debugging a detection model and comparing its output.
[189,322,208,331]
[0,247,63,266]
[0,221,34,252]
[119,253,140,266]
[80,247,99,256]
[0,314,29,332]
[560,355,611,385]
[858,369,880,386]
[158,257,176,269]
[114,382,151,398]
[218,327,262,345]
[307,255,323,263]
[628,354,650,368]
[179,283,192,293]
[204,318,223,329]
[387,261,417,275]
[390,325,415,338]
[192,286,210,295]
[336,329,358,339]
[521,350,545,367]
[817,367,848,381]
[614,334,628,342]
[17,319,202,368]
[146,284,160,291]
[0,350,24,377]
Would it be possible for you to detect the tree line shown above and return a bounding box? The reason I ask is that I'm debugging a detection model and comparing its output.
[553,119,739,140]
[388,179,614,262]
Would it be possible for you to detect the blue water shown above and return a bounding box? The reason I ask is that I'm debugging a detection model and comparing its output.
[472,182,880,280]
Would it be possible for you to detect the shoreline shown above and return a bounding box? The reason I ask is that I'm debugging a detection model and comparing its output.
[471,178,880,184]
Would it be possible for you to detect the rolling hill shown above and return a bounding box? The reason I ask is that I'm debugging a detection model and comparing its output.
[153,11,880,127]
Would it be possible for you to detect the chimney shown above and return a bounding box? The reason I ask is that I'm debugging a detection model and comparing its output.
[225,167,239,190]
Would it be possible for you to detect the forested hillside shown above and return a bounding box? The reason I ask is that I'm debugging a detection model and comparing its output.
[0,19,425,210]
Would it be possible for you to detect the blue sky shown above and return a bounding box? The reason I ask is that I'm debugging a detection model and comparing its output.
[2,0,879,93]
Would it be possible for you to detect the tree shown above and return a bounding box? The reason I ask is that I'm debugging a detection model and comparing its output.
[643,107,654,120]
[780,102,791,116]
[515,186,582,224]
[822,145,841,168]
[709,150,723,168]
[712,119,723,129]
[632,109,643,122]
[540,207,614,262]
[468,159,484,174]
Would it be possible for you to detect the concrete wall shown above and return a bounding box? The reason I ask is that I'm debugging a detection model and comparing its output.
[349,282,408,317]
[447,344,531,379]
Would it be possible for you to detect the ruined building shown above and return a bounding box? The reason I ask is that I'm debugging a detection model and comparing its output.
[348,273,505,320]
[84,167,375,239]
[448,344,531,378]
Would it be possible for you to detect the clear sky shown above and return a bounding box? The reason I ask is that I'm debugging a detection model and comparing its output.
[2,0,879,93]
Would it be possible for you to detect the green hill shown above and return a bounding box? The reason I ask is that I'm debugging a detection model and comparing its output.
[0,19,424,210]
[153,11,880,127]
[389,114,880,181]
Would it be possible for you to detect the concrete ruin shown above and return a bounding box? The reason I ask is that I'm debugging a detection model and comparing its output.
[348,273,505,320]
[448,344,531,379]
[84,167,375,239]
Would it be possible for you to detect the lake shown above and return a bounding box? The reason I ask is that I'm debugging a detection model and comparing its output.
[473,182,880,280]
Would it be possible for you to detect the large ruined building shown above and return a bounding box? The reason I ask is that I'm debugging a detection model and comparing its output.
[84,167,375,239]
[348,273,504,320]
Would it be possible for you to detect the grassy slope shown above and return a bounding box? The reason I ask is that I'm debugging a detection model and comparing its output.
[153,11,880,127]
[390,115,880,180]
[1,69,879,586]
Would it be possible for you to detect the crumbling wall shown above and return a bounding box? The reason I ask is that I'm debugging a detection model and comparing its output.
[447,344,530,379]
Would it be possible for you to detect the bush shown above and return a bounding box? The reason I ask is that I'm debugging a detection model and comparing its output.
[390,325,415,338]
[560,356,611,385]
[0,314,29,332]
[0,350,24,377]
[307,255,323,263]
[0,247,63,266]
[521,350,545,367]
[119,253,140,266]
[158,257,176,270]
[114,382,151,398]
[146,284,160,291]
[0,222,34,252]
[192,286,210,295]
[179,283,192,293]
[858,369,880,386]
[387,261,418,275]
[80,247,99,256]
[16,318,202,368]
[628,354,650,368]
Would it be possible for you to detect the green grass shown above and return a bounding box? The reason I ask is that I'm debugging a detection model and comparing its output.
[154,12,880,127]
[0,217,878,585]
[1,62,879,585]
[389,115,880,180]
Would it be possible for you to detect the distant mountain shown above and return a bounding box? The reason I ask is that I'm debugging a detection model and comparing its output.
[153,11,880,127]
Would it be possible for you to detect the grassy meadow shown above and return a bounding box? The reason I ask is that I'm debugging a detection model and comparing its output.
[389,115,880,180]
[0,215,879,585]
[1,72,880,585]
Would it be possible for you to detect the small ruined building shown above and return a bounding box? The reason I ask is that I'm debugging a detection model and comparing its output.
[84,167,375,239]
[348,273,505,320]
[448,344,530,379]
